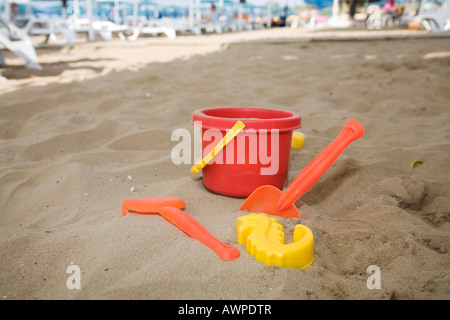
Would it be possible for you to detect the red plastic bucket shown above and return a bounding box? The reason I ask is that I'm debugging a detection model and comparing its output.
[192,108,301,198]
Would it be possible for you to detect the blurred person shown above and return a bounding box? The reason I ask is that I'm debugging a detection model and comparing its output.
[205,4,216,21]
[10,2,19,21]
[383,0,401,26]
[349,0,358,22]
[61,0,68,19]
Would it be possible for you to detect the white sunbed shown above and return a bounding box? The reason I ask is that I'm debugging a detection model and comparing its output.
[66,17,119,41]
[135,20,177,40]
[415,0,450,32]
[155,17,201,36]
[0,14,42,81]
[67,17,153,42]
[14,14,77,46]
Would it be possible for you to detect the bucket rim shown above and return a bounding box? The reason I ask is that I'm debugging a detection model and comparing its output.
[191,107,302,132]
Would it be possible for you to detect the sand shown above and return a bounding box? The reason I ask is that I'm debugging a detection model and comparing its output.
[0,28,449,300]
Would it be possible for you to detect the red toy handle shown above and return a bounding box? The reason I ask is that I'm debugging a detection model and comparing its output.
[277,119,365,211]
[159,207,240,261]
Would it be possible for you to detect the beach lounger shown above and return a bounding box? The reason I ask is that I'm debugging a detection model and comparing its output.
[92,20,133,41]
[14,15,77,45]
[121,18,177,40]
[136,21,177,40]
[0,14,42,79]
[156,17,201,36]
[415,0,450,32]
[66,17,134,41]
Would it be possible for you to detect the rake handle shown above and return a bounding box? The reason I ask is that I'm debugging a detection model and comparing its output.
[159,207,240,261]
[277,119,365,211]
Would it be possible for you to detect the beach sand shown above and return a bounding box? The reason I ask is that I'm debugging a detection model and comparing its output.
[0,28,449,300]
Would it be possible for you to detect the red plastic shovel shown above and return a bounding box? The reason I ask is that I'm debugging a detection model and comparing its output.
[239,119,365,219]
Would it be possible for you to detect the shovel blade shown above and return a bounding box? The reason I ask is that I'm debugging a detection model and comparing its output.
[121,197,186,216]
[239,186,300,219]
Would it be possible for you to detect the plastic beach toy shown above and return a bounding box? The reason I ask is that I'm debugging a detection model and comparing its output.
[192,108,302,198]
[191,120,245,174]
[121,197,239,261]
[240,119,365,219]
[236,213,314,269]
[159,207,240,261]
[291,132,305,149]
[121,197,185,216]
